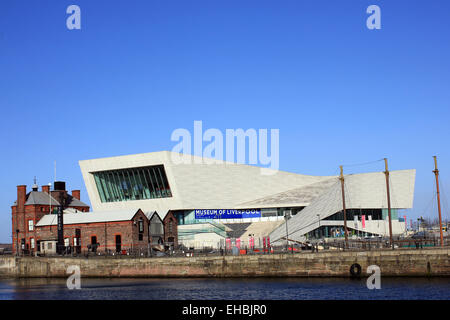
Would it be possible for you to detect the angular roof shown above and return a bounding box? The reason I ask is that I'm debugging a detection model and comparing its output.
[67,196,90,207]
[235,177,338,208]
[269,169,416,243]
[25,192,60,206]
[36,209,143,227]
[23,191,89,207]
[146,211,163,222]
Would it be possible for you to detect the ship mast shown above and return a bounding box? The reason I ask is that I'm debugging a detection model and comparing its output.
[433,156,444,247]
[339,166,349,249]
[384,158,394,249]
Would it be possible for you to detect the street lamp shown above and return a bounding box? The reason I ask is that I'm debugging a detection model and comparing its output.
[317,214,320,239]
[16,229,19,256]
[417,217,424,233]
[48,183,52,214]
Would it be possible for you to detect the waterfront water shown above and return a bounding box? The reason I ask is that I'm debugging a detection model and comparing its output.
[0,277,449,300]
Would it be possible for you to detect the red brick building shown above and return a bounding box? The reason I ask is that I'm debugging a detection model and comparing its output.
[35,209,149,255]
[11,182,177,255]
[164,211,178,248]
[11,182,89,255]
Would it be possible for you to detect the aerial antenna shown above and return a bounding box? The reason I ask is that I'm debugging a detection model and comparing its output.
[32,176,38,191]
[54,161,56,182]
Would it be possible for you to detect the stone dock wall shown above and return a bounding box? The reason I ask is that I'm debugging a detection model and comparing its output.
[1,248,449,278]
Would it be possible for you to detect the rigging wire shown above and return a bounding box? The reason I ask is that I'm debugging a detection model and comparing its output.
[388,174,399,213]
[271,179,342,243]
[341,158,385,169]
[438,177,450,222]
[420,190,437,220]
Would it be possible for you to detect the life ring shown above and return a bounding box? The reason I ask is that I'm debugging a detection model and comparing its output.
[350,263,362,277]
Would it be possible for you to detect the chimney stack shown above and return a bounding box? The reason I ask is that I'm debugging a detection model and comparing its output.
[42,185,50,193]
[17,185,26,211]
[51,181,67,207]
[72,190,80,200]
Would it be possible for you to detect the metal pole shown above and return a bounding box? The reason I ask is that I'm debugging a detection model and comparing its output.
[433,156,444,247]
[285,219,289,253]
[284,210,291,253]
[384,158,394,249]
[48,183,52,215]
[16,229,19,257]
[105,222,108,254]
[339,166,349,249]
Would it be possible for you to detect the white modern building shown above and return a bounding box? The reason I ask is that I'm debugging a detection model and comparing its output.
[79,151,415,249]
[269,169,415,245]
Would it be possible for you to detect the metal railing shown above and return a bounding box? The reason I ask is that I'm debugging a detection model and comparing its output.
[9,236,450,259]
[324,236,450,251]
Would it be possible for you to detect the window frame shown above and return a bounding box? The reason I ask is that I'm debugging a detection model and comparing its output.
[28,219,34,232]
[92,165,172,203]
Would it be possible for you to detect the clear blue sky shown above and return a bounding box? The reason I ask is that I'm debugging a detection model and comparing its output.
[1,0,449,242]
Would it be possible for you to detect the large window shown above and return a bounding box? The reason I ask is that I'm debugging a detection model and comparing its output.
[92,165,172,203]
[324,209,384,221]
[150,220,163,235]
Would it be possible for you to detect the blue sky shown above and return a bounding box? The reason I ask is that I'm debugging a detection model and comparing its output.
[0,0,449,242]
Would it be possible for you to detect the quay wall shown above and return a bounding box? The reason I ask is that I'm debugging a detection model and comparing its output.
[0,248,449,278]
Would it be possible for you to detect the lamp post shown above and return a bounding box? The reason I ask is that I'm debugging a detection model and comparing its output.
[317,214,320,239]
[16,229,19,256]
[48,183,52,214]
[284,210,291,254]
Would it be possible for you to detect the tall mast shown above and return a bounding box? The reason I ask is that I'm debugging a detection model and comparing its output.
[433,156,444,247]
[339,166,349,249]
[384,158,394,249]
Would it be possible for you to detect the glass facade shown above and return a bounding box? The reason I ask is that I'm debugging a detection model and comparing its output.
[306,226,379,240]
[324,208,385,221]
[92,165,172,203]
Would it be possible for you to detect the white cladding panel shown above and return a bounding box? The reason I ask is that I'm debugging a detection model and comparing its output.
[79,151,333,218]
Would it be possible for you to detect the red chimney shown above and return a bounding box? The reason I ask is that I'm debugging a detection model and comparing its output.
[17,185,26,211]
[42,185,50,193]
[72,190,80,200]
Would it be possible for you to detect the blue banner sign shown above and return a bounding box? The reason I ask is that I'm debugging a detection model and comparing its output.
[195,209,261,219]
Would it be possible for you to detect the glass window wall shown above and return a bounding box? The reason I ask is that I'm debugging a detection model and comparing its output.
[92,165,172,203]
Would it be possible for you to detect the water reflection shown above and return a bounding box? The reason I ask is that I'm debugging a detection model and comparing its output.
[0,277,449,300]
